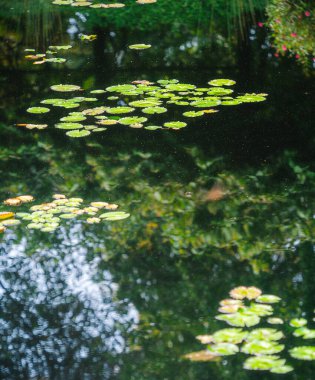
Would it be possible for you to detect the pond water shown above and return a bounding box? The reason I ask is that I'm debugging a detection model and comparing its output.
[0,1,315,379]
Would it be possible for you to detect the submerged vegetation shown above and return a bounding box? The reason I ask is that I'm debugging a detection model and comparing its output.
[21,78,267,137]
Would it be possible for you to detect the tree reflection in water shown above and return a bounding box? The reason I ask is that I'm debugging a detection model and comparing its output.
[0,233,137,380]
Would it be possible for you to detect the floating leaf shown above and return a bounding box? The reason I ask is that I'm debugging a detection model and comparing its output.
[270,365,294,374]
[106,84,136,93]
[221,99,242,106]
[45,58,66,64]
[164,121,187,129]
[293,327,315,339]
[144,125,162,130]
[66,130,91,138]
[267,318,284,325]
[90,89,105,94]
[106,107,135,114]
[55,123,83,130]
[48,45,72,50]
[212,328,248,344]
[207,343,239,356]
[182,350,219,362]
[190,99,221,108]
[290,318,307,328]
[237,94,266,103]
[256,295,281,304]
[165,83,195,91]
[50,84,81,92]
[136,0,157,4]
[80,34,97,41]
[129,100,161,108]
[83,106,107,115]
[1,219,21,226]
[246,328,284,341]
[142,106,167,114]
[129,44,151,50]
[209,79,236,86]
[0,212,15,220]
[230,286,262,300]
[241,340,284,355]
[216,313,260,327]
[290,346,315,361]
[99,211,130,221]
[246,303,273,317]
[3,198,22,206]
[207,87,234,96]
[196,335,213,344]
[119,117,148,125]
[60,115,87,122]
[183,111,204,117]
[243,355,286,371]
[27,107,50,114]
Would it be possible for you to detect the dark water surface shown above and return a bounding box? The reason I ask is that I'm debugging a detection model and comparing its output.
[0,1,315,379]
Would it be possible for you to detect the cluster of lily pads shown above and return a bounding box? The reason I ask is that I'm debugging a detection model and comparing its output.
[24,45,72,65]
[184,286,315,374]
[21,78,267,138]
[0,194,130,234]
[52,0,156,8]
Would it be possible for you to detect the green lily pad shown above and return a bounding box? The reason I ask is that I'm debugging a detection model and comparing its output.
[256,295,281,304]
[237,94,267,103]
[83,107,107,116]
[48,45,72,50]
[106,84,136,93]
[246,303,273,317]
[144,126,162,130]
[1,219,21,226]
[164,121,187,129]
[290,346,315,361]
[55,123,83,130]
[60,115,87,122]
[241,340,285,355]
[45,58,66,63]
[99,211,130,221]
[229,286,262,300]
[129,100,161,108]
[243,355,286,371]
[207,343,239,356]
[183,111,204,117]
[293,327,315,339]
[270,365,294,374]
[221,99,242,106]
[119,117,148,125]
[129,44,151,50]
[165,83,196,91]
[90,89,106,94]
[50,84,81,92]
[142,106,167,114]
[66,130,91,138]
[190,99,221,108]
[267,317,284,325]
[290,318,307,328]
[91,128,106,132]
[212,328,248,344]
[59,213,77,219]
[209,79,236,86]
[246,328,284,341]
[216,313,260,327]
[27,107,50,114]
[207,87,234,96]
[106,107,135,114]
